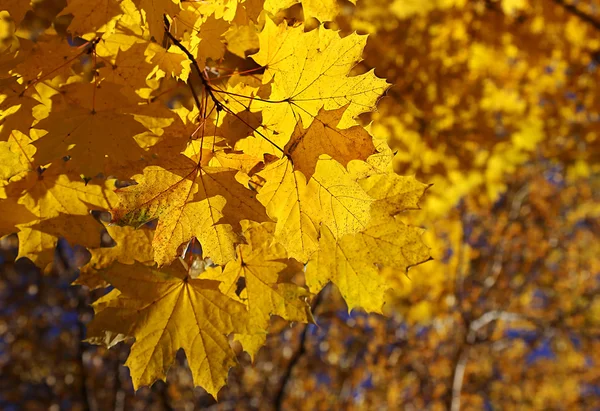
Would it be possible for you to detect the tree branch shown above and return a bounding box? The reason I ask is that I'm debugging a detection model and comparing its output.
[449,345,469,411]
[162,16,285,153]
[163,16,223,112]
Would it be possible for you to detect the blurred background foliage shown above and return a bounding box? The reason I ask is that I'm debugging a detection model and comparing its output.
[1,0,600,409]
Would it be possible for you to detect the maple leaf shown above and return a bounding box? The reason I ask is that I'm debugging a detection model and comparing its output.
[203,221,311,358]
[9,36,87,83]
[225,24,259,58]
[248,18,389,147]
[209,149,263,174]
[32,82,148,177]
[86,261,250,396]
[4,164,114,267]
[97,42,154,91]
[60,0,124,34]
[180,0,240,22]
[0,194,35,236]
[192,15,230,66]
[214,79,265,147]
[358,172,431,217]
[264,0,357,22]
[0,131,34,180]
[346,135,395,180]
[136,0,180,41]
[147,42,190,80]
[284,105,377,178]
[1,1,32,25]
[306,217,431,313]
[112,153,268,266]
[255,158,320,262]
[301,0,357,22]
[307,155,373,239]
[75,224,154,289]
[0,77,38,142]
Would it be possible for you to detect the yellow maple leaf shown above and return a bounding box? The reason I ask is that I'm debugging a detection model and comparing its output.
[306,217,431,313]
[191,15,230,66]
[203,221,311,358]
[112,153,268,266]
[75,224,155,289]
[357,172,430,217]
[9,36,87,82]
[256,157,320,262]
[0,131,33,181]
[307,155,373,238]
[209,149,263,174]
[32,82,148,177]
[97,42,155,92]
[248,18,389,148]
[0,77,38,142]
[0,193,35,236]
[284,105,377,178]
[225,24,259,58]
[264,0,357,22]
[1,0,32,25]
[147,42,190,80]
[5,164,114,267]
[86,261,250,396]
[60,0,124,35]
[137,0,180,41]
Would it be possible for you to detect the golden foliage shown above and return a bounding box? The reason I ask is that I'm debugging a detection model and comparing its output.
[0,0,431,396]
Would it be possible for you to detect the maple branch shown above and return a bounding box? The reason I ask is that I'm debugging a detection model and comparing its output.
[273,288,326,411]
[551,0,600,31]
[163,17,223,113]
[162,21,204,113]
[204,85,286,153]
[162,18,285,153]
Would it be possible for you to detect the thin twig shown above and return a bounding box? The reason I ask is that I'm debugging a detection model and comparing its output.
[163,18,205,113]
[455,203,470,325]
[163,16,223,111]
[162,18,285,153]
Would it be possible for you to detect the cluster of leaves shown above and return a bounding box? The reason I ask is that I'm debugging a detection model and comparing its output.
[1,0,599,409]
[0,0,432,396]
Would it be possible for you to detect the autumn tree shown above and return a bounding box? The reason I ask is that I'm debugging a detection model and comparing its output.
[2,0,599,409]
